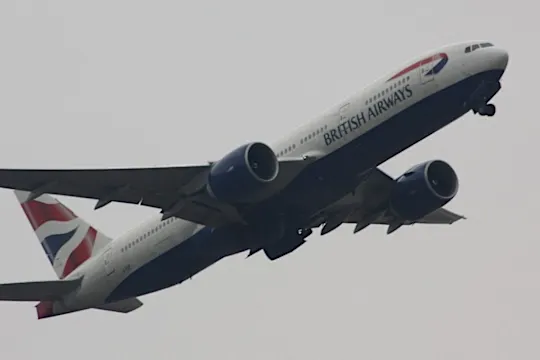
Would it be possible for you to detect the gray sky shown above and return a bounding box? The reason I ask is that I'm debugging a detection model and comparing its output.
[0,1,535,359]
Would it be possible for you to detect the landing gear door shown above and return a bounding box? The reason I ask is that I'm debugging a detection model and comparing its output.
[103,248,115,276]
[419,56,435,84]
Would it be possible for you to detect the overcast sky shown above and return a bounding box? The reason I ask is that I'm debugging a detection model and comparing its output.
[0,1,535,359]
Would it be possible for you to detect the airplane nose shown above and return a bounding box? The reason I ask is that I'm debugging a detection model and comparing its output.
[492,49,509,70]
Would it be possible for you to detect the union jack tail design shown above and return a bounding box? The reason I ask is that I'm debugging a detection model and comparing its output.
[14,190,112,279]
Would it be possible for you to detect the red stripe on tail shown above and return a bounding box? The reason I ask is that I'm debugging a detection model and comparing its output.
[61,227,97,278]
[21,200,77,230]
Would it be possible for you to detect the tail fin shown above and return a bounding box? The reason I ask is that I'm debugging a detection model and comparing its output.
[14,190,112,279]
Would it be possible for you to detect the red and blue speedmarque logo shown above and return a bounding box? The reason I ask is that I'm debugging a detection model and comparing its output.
[387,53,449,82]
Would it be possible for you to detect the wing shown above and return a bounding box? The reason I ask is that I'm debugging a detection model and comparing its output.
[0,279,81,301]
[0,157,314,227]
[308,168,465,235]
[374,207,465,225]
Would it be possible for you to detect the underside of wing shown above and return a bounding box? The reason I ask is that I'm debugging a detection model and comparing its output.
[0,165,233,226]
[308,167,465,235]
[0,154,314,227]
[372,207,465,225]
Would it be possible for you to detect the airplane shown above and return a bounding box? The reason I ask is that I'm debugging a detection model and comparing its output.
[0,40,508,319]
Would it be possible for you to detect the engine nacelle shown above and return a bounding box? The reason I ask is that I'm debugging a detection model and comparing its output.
[207,142,279,204]
[389,160,459,221]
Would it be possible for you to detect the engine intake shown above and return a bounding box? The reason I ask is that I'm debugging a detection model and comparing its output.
[389,160,459,221]
[207,142,279,204]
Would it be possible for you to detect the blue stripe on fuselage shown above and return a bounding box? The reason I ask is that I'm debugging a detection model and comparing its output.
[106,225,249,302]
[107,69,504,302]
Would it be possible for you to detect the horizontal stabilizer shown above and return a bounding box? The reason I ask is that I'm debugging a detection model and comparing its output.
[0,279,81,301]
[95,298,143,313]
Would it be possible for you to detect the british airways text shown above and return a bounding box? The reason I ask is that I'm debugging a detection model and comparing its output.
[323,84,413,146]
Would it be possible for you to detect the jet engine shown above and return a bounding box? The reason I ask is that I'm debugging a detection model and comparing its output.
[389,160,459,221]
[207,142,279,204]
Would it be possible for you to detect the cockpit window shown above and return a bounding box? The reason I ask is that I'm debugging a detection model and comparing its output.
[465,42,494,53]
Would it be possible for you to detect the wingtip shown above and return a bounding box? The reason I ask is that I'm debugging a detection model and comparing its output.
[451,215,467,223]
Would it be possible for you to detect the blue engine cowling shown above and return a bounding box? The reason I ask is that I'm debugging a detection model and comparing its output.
[389,160,459,221]
[207,142,279,204]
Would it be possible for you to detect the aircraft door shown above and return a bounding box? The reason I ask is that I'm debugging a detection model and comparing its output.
[103,247,116,276]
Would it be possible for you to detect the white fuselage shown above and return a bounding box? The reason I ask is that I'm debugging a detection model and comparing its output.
[54,41,509,314]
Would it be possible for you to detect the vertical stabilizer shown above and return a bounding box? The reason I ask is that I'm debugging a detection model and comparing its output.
[14,190,112,279]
